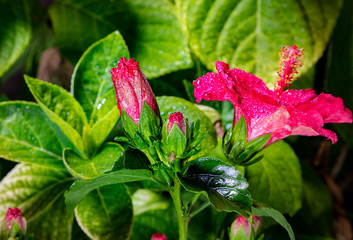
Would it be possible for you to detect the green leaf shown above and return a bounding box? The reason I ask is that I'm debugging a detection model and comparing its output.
[176,0,342,86]
[75,184,133,240]
[130,207,178,240]
[325,0,353,146]
[157,96,217,159]
[0,163,72,221]
[246,141,302,216]
[71,31,128,121]
[25,75,87,154]
[49,0,192,78]
[181,158,252,217]
[0,0,31,77]
[0,102,69,170]
[297,162,333,236]
[27,196,74,240]
[65,169,153,211]
[63,142,124,179]
[88,89,120,149]
[252,206,295,240]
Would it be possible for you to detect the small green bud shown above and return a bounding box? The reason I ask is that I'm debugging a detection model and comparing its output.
[162,112,190,160]
[223,116,271,166]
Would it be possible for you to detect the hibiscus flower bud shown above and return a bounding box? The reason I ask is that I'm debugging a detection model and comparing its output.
[252,216,263,237]
[151,232,167,240]
[111,57,161,144]
[230,215,253,240]
[162,112,191,160]
[230,215,263,240]
[1,208,26,238]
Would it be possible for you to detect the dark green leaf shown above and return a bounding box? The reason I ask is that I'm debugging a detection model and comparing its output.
[0,102,69,170]
[176,0,342,85]
[181,158,252,217]
[0,163,72,221]
[71,31,128,121]
[25,76,87,154]
[65,169,153,211]
[297,162,332,236]
[252,206,295,240]
[63,142,124,179]
[246,141,302,215]
[157,96,217,159]
[49,0,192,78]
[75,184,133,240]
[0,0,31,77]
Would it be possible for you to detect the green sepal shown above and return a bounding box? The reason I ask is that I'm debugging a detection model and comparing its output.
[137,102,161,142]
[189,118,206,148]
[223,116,247,160]
[235,134,271,165]
[223,115,271,166]
[121,108,139,140]
[120,102,161,149]
[161,121,188,158]
[7,221,26,240]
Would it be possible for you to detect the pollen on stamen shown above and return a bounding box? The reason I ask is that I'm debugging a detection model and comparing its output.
[274,45,304,95]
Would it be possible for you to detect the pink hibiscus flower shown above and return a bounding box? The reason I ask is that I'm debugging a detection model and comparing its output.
[193,46,352,144]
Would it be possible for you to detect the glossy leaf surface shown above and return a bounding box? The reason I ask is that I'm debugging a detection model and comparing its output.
[0,102,67,170]
[181,158,252,217]
[71,31,128,121]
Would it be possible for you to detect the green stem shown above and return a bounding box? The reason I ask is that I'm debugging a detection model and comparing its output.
[189,202,211,218]
[170,180,188,240]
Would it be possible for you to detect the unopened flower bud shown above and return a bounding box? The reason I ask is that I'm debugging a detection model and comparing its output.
[252,216,263,237]
[111,57,161,144]
[230,215,252,240]
[230,215,262,240]
[151,232,167,240]
[162,112,190,159]
[2,208,26,239]
[4,208,26,233]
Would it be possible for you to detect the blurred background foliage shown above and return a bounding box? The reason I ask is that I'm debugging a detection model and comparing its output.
[0,0,352,239]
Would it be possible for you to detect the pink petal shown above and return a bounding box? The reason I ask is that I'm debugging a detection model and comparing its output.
[297,93,352,123]
[279,89,317,107]
[193,71,238,105]
[247,106,292,144]
[168,112,185,134]
[111,57,158,125]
